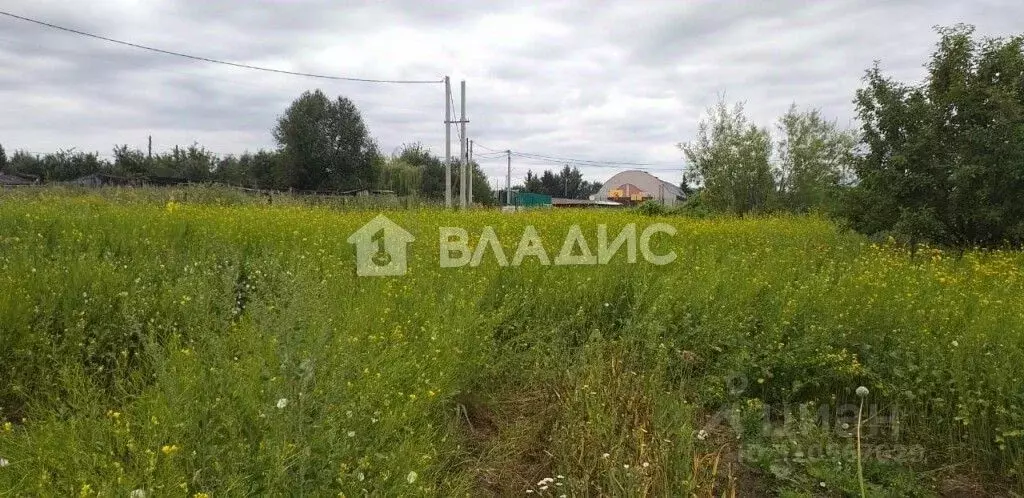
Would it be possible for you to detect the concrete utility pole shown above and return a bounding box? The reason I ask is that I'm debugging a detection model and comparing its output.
[444,76,452,209]
[459,80,467,209]
[506,149,512,207]
[147,135,152,161]
[468,139,474,206]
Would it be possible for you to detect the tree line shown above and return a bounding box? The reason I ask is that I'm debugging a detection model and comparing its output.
[680,24,1024,248]
[0,89,498,204]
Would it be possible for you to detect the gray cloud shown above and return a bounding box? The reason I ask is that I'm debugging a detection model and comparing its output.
[2,0,1023,184]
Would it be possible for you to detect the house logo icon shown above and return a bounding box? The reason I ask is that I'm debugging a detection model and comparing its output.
[346,214,415,277]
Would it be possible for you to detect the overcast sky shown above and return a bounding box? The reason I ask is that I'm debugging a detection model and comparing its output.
[1,1,1021,185]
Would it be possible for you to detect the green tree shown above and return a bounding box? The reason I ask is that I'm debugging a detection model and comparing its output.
[776,104,858,212]
[470,162,496,205]
[850,25,1024,247]
[519,166,599,199]
[0,143,7,170]
[394,143,446,199]
[273,89,379,191]
[376,159,423,196]
[113,145,148,176]
[246,150,290,190]
[523,170,542,193]
[679,99,774,215]
[7,151,41,178]
[151,144,217,181]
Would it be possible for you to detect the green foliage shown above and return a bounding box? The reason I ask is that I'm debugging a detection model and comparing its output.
[679,99,776,215]
[776,105,858,213]
[521,166,601,199]
[5,149,105,181]
[2,91,494,199]
[394,143,446,199]
[0,192,1021,495]
[637,199,668,216]
[382,143,496,204]
[673,190,713,217]
[273,89,380,191]
[376,159,423,196]
[678,102,858,218]
[150,143,217,181]
[849,24,1024,248]
[113,145,148,176]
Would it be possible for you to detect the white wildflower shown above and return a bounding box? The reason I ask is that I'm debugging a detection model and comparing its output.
[130,490,148,498]
[276,398,288,409]
[406,471,418,484]
[0,458,8,468]
[347,431,356,438]
[697,429,708,441]
[602,453,610,459]
[856,386,869,397]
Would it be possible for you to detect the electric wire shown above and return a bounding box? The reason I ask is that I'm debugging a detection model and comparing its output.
[0,10,443,84]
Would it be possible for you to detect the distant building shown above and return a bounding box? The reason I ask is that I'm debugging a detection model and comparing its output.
[551,198,622,208]
[592,170,685,207]
[63,173,142,187]
[0,172,38,186]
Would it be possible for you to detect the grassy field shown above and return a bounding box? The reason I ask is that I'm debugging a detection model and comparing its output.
[0,187,1022,496]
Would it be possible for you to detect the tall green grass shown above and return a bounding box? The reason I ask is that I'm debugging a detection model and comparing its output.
[0,190,1021,496]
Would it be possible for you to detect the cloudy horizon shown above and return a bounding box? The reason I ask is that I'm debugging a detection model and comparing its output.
[1,1,1021,185]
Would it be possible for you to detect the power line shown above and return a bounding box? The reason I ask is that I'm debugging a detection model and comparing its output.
[511,151,680,168]
[474,142,505,153]
[0,10,443,84]
[474,142,682,170]
[448,90,462,144]
[473,152,507,158]
[510,153,681,172]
